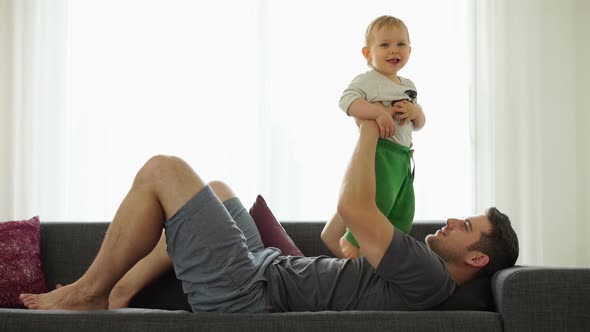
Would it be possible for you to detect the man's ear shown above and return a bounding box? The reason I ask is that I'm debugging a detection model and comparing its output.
[465,252,489,268]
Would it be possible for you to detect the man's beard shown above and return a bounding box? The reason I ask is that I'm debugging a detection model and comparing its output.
[426,235,462,263]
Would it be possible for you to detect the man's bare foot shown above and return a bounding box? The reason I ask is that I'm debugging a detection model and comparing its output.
[20,283,108,310]
[107,285,133,309]
[339,236,360,259]
[57,283,131,309]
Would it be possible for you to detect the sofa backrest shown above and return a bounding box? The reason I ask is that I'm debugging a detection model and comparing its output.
[39,221,444,310]
[40,222,109,291]
[39,221,444,280]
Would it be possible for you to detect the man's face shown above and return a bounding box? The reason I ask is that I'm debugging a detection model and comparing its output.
[425,215,493,264]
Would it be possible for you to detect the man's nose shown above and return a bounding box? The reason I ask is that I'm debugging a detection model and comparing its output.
[446,218,460,229]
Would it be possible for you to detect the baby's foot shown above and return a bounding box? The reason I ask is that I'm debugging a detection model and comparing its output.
[20,283,108,310]
[339,236,360,259]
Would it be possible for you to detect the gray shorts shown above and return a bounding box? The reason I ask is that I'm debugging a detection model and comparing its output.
[164,186,280,313]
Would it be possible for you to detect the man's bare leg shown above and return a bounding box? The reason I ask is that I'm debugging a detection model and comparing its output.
[107,180,236,309]
[107,231,172,309]
[52,231,173,309]
[20,155,206,310]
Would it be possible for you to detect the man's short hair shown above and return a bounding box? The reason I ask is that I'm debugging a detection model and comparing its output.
[469,207,519,278]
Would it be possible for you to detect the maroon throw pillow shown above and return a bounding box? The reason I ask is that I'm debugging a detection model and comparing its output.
[0,216,48,308]
[249,195,304,256]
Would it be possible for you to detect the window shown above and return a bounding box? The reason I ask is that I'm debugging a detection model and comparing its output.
[42,0,474,221]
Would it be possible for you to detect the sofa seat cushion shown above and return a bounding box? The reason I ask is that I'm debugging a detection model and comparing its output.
[0,308,502,332]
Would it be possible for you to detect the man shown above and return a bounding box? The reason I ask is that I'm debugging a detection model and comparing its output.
[20,120,519,312]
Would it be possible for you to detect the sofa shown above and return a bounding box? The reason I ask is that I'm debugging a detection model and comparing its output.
[1,221,589,332]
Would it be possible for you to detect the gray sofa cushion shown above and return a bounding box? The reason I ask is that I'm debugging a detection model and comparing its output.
[0,308,502,332]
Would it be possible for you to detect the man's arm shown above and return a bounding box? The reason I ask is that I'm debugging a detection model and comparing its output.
[337,120,395,268]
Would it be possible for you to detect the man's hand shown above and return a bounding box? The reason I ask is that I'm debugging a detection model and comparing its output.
[374,110,395,138]
[364,103,396,138]
[392,100,420,126]
[348,100,398,138]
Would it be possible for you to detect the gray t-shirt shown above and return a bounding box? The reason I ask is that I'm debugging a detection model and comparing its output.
[265,229,455,312]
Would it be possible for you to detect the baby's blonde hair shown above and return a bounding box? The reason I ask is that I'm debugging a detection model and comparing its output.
[364,15,410,47]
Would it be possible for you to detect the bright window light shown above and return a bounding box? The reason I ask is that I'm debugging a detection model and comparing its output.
[58,0,474,221]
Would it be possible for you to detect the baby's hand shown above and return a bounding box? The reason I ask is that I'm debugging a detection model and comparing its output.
[339,236,360,259]
[392,100,418,126]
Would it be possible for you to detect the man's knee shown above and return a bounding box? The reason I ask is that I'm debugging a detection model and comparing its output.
[208,180,236,202]
[136,155,186,185]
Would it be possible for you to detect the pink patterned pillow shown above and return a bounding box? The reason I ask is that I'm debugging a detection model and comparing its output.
[0,216,48,308]
[249,195,303,256]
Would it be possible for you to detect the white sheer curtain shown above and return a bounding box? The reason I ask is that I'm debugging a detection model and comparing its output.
[2,0,476,223]
[0,1,10,216]
[0,0,70,220]
[477,0,589,267]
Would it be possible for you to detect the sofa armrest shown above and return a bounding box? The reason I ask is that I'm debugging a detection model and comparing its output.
[492,266,590,332]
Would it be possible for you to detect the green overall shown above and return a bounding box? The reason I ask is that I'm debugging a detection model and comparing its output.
[344,138,415,247]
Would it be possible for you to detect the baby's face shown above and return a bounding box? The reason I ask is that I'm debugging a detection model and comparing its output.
[364,26,411,80]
